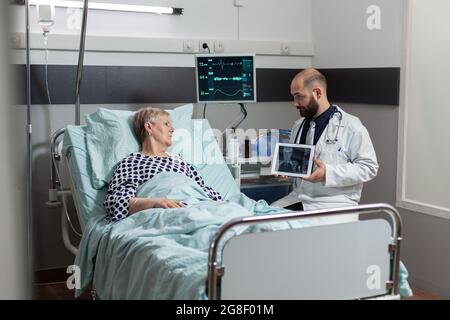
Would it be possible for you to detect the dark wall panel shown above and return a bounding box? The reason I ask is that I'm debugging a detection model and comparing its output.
[256,69,299,102]
[15,65,197,105]
[15,65,400,106]
[320,68,401,106]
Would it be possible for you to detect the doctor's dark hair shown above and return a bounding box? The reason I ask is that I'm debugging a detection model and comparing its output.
[133,107,170,147]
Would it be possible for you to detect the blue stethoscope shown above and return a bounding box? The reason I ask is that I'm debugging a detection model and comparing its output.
[295,105,343,145]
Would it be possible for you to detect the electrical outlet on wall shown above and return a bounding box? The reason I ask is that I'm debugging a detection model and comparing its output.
[183,40,196,53]
[214,41,225,53]
[280,43,291,55]
[199,40,213,53]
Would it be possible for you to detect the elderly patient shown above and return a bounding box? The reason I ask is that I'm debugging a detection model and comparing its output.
[104,107,223,222]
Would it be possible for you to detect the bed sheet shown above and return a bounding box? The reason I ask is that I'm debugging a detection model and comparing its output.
[75,172,412,299]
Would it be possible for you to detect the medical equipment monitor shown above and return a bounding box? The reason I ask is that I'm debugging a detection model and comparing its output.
[195,54,257,104]
[271,143,315,178]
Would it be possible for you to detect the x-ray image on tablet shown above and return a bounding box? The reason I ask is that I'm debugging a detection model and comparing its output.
[271,143,315,178]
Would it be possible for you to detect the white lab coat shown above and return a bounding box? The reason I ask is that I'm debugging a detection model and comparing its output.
[272,106,379,217]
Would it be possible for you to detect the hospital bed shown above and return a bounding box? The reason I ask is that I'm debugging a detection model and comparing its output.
[53,111,406,300]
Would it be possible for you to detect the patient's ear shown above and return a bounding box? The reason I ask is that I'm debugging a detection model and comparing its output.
[144,122,153,135]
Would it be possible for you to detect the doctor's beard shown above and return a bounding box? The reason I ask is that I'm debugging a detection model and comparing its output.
[299,97,319,119]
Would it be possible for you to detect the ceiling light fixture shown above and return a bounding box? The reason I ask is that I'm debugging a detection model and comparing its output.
[27,0,183,15]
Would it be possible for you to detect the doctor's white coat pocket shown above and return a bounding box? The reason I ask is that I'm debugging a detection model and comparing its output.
[321,144,350,165]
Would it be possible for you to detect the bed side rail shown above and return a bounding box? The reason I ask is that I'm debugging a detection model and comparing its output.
[207,203,402,300]
[47,128,82,255]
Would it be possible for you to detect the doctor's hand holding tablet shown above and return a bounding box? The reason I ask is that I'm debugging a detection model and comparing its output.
[272,143,318,180]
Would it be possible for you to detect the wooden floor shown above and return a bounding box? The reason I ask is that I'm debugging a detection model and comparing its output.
[404,287,446,300]
[33,282,92,300]
[33,283,445,300]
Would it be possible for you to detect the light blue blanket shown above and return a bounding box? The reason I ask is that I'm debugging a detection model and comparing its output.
[75,172,412,299]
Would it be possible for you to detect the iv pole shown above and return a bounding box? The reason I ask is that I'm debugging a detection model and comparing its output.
[49,0,88,197]
[75,0,89,125]
[25,0,33,292]
[23,0,89,289]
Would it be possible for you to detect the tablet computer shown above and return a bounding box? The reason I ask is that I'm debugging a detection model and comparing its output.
[271,143,315,178]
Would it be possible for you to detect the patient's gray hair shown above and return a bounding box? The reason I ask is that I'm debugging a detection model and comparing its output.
[133,107,170,147]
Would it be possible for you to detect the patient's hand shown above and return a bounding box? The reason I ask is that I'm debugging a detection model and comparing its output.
[129,197,182,215]
[150,198,183,209]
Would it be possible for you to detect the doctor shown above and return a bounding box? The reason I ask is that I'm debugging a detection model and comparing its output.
[272,68,379,211]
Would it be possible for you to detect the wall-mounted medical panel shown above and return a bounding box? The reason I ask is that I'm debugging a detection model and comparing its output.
[14,65,400,106]
[10,33,314,57]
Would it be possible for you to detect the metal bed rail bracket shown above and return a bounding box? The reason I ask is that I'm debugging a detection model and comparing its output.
[388,243,397,254]
[45,198,62,208]
[217,267,225,277]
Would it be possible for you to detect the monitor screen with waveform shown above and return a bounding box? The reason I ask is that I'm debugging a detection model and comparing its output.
[195,54,257,104]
